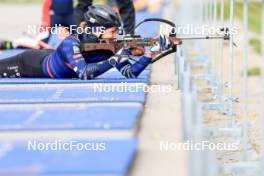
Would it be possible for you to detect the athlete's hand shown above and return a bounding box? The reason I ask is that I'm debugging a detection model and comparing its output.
[144,51,160,58]
[109,49,129,66]
[151,34,171,52]
[129,46,145,56]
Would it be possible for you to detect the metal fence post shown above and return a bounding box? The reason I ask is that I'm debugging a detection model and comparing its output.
[242,0,249,161]
[218,0,225,104]
[227,0,235,126]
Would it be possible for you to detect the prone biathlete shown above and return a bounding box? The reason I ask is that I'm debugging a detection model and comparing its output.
[0,5,169,79]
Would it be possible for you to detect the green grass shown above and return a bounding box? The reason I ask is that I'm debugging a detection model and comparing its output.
[248,38,261,77]
[217,1,262,75]
[217,1,261,33]
[247,67,261,76]
[250,38,261,54]
[217,0,262,57]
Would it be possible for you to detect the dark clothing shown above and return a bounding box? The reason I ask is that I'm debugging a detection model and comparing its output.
[74,0,135,34]
[74,0,92,27]
[50,0,75,28]
[51,0,74,15]
[116,0,135,34]
[0,49,52,78]
[50,14,75,29]
[41,0,74,42]
[0,40,13,50]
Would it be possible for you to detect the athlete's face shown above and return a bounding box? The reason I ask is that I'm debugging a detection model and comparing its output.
[101,27,118,39]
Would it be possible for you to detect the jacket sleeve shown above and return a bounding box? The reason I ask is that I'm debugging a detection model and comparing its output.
[115,56,151,78]
[63,39,113,79]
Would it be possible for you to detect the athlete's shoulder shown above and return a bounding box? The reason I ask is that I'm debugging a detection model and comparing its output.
[62,34,81,47]
[59,35,82,57]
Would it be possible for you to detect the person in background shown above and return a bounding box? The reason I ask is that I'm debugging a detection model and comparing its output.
[75,0,135,34]
[41,0,75,30]
[0,0,74,50]
[0,27,70,50]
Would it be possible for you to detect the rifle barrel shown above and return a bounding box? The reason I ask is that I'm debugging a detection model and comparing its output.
[177,36,227,40]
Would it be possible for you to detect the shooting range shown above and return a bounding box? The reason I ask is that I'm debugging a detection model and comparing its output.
[0,0,263,175]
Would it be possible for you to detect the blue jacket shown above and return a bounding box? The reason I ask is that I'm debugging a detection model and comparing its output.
[42,35,151,79]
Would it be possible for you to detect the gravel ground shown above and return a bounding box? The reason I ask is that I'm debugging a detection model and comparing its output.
[194,19,263,175]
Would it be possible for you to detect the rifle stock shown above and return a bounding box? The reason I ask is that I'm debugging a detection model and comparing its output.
[81,36,181,53]
[81,43,117,53]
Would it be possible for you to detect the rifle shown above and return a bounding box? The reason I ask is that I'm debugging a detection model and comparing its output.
[81,18,231,64]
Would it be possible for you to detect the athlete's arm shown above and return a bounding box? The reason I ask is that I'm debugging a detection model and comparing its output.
[110,33,171,78]
[113,55,151,78]
[64,39,113,80]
